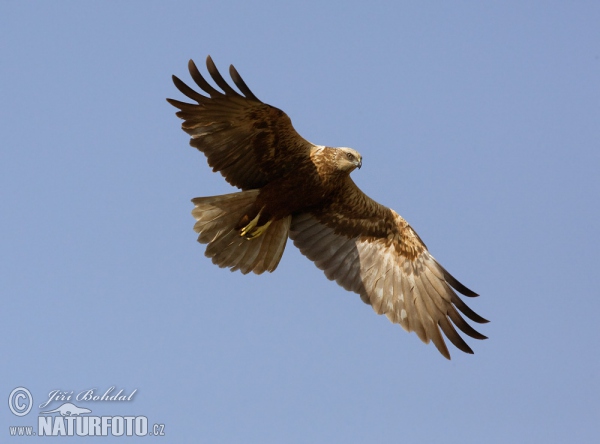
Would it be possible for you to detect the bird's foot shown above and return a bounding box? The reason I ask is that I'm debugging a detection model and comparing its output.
[239,210,272,239]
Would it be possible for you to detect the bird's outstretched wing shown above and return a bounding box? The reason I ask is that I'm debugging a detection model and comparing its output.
[289,178,488,359]
[167,56,315,190]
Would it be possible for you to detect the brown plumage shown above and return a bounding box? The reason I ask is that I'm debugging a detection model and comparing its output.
[168,56,488,359]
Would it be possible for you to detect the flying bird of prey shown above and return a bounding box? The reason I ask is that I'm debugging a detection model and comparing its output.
[167,56,488,359]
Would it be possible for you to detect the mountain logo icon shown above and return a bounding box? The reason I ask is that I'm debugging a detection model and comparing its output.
[40,402,92,417]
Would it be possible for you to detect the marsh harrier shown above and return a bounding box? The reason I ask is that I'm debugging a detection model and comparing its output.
[168,56,488,359]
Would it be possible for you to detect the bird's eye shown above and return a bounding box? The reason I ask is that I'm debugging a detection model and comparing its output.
[346,152,354,160]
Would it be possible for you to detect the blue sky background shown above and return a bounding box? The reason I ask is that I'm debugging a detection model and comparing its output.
[1,1,599,442]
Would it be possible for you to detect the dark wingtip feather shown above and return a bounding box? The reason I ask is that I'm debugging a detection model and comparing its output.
[229,64,261,102]
[448,308,489,340]
[171,75,206,103]
[451,293,490,324]
[436,262,479,297]
[439,318,475,355]
[205,56,241,97]
[446,273,479,297]
[187,58,221,97]
[166,97,199,112]
[427,322,452,359]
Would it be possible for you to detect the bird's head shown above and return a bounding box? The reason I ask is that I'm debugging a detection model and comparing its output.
[335,147,362,173]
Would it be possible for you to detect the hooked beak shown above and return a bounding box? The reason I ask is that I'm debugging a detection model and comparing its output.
[356,158,362,169]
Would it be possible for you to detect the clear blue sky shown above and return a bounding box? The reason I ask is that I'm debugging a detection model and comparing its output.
[1,1,599,442]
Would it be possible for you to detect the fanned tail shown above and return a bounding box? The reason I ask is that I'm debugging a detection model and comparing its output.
[191,190,290,274]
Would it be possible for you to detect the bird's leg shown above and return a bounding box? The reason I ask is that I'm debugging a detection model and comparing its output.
[239,208,272,239]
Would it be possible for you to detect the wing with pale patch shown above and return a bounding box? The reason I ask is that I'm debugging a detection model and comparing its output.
[289,178,487,359]
[168,56,314,190]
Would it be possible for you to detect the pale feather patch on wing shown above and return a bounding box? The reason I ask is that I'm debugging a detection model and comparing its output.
[290,213,486,359]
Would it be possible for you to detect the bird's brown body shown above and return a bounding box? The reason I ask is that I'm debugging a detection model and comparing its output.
[238,146,361,237]
[168,56,488,359]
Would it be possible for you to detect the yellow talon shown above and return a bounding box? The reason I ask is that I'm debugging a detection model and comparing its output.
[243,219,272,239]
[239,209,272,239]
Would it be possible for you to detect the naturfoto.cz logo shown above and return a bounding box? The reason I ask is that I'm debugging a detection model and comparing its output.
[8,386,166,438]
